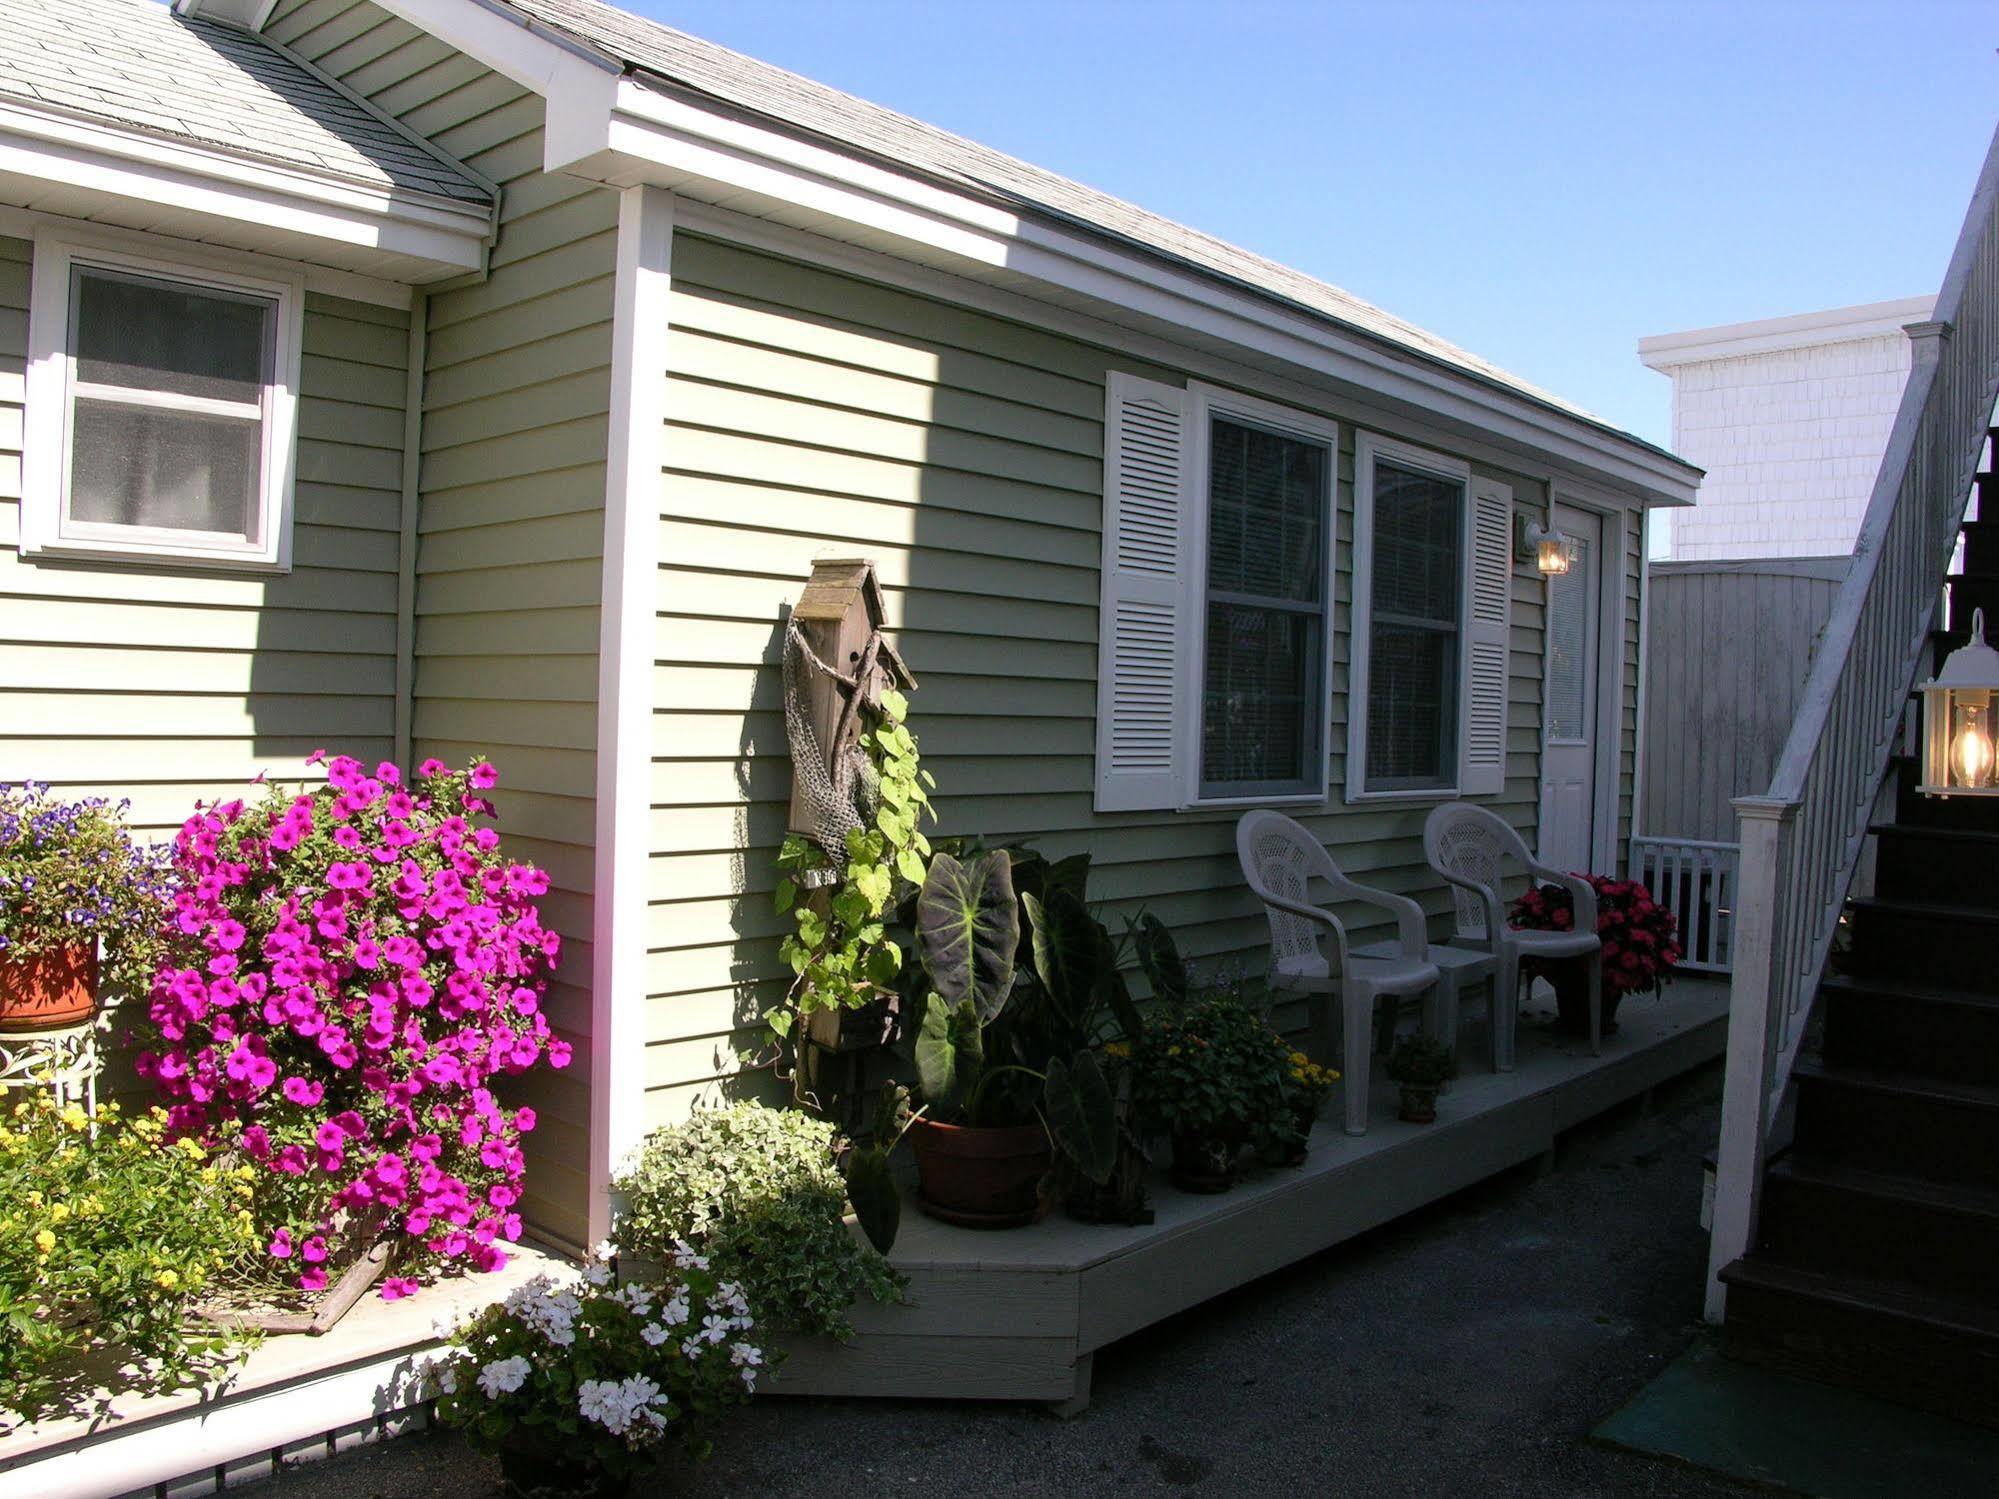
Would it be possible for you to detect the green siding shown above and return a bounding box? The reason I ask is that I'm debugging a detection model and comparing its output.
[270,0,619,1247]
[0,235,406,834]
[648,234,1640,1117]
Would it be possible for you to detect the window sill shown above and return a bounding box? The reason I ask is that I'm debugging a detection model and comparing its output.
[1180,790,1330,813]
[1343,786,1465,806]
[22,538,292,575]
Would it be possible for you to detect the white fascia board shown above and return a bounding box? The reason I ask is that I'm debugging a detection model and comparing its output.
[0,100,491,277]
[575,80,1698,507]
[1638,295,1939,369]
[173,0,281,25]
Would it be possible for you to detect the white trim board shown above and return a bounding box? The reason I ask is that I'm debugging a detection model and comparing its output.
[589,183,675,1244]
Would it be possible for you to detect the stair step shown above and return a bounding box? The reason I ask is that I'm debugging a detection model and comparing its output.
[1844,897,1999,991]
[1794,1058,1999,1189]
[1965,516,1999,577]
[1820,973,1999,1085]
[1947,573,1999,631]
[1759,1156,1999,1306]
[1719,1258,1999,1429]
[1890,756,1999,831]
[1869,823,1999,909]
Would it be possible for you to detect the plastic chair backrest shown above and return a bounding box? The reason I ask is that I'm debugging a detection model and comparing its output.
[1424,801,1529,941]
[1236,810,1340,972]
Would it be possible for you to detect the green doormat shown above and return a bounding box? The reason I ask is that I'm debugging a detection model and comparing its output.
[1595,1338,1999,1498]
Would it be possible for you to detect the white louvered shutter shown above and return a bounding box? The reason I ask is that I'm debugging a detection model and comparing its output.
[1459,478,1515,796]
[1094,373,1190,812]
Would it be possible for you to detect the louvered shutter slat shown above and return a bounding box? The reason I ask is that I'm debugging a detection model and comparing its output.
[1095,374,1189,811]
[1460,478,1514,796]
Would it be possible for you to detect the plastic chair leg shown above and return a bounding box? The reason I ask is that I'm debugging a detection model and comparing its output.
[1343,991,1374,1136]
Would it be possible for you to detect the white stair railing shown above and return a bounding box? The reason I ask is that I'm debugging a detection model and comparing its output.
[1629,836,1738,973]
[1705,122,1999,1322]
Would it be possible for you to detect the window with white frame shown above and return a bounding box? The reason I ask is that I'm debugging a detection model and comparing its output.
[23,237,303,570]
[1346,433,1514,803]
[1094,376,1335,812]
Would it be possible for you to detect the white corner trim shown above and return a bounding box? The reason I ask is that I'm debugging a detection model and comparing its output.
[22,229,304,573]
[0,204,411,309]
[0,98,492,276]
[1179,381,1339,808]
[590,184,674,1246]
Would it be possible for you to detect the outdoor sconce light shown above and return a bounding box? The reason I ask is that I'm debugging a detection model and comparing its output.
[1515,514,1577,576]
[1918,608,1999,796]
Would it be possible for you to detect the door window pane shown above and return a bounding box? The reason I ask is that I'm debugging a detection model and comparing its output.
[1546,535,1593,740]
[70,399,260,539]
[1199,416,1329,795]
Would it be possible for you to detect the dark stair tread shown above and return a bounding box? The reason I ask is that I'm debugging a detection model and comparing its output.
[1846,895,1999,926]
[1868,820,1999,847]
[1771,1154,1999,1220]
[1719,1258,1999,1339]
[1820,972,1999,1014]
[1794,1056,1999,1110]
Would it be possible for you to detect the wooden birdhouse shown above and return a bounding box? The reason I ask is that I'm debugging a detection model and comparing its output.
[784,558,915,843]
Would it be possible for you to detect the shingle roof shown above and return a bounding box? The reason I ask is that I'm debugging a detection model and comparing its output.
[0,0,492,208]
[499,0,1640,440]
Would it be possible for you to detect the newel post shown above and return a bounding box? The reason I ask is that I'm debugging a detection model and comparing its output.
[1703,794,1797,1322]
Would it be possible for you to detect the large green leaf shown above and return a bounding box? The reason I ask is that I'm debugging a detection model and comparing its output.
[915,993,984,1113]
[916,851,1017,1022]
[842,1145,901,1255]
[1043,1050,1116,1185]
[1045,852,1093,903]
[1025,887,1103,1020]
[1134,911,1189,1004]
[1097,965,1144,1046]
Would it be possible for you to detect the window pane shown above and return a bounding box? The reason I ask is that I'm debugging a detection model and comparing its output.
[1202,601,1318,789]
[1366,622,1457,786]
[72,268,272,404]
[1372,461,1462,624]
[1205,418,1325,603]
[1547,535,1592,740]
[70,399,260,540]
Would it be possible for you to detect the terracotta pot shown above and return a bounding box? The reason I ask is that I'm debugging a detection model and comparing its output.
[1398,1084,1439,1124]
[907,1116,1052,1228]
[0,945,99,1032]
[1532,957,1624,1038]
[1169,1131,1242,1193]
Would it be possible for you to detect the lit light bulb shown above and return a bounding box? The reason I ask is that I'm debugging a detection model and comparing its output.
[1536,536,1572,576]
[1952,703,1994,789]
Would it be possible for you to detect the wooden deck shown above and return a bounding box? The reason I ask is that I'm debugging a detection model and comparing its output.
[776,976,1730,1411]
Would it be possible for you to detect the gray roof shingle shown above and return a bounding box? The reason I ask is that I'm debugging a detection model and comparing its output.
[0,0,492,208]
[500,0,1642,441]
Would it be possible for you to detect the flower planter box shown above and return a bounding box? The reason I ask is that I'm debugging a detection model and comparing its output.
[199,1237,392,1337]
[0,946,99,1033]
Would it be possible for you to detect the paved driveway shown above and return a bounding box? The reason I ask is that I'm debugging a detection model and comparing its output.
[263,1063,1748,1498]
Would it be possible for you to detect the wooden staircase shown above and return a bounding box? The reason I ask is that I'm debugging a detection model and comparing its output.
[1715,432,1999,1429]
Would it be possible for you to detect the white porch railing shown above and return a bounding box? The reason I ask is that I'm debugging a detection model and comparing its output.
[1630,836,1738,973]
[1704,122,1999,1321]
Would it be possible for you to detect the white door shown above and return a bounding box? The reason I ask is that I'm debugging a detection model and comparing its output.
[1540,504,1602,874]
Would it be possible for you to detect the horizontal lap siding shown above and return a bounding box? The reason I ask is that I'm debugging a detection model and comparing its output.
[271,0,617,1247]
[649,235,1560,1109]
[0,235,405,836]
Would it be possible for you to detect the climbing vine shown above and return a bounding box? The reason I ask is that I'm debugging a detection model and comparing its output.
[768,687,933,1041]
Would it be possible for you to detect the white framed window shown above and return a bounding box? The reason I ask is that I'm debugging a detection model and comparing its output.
[22,233,304,571]
[1094,374,1336,812]
[1346,433,1514,803]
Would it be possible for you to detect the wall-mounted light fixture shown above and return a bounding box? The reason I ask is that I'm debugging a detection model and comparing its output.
[1515,514,1577,576]
[1918,608,1999,796]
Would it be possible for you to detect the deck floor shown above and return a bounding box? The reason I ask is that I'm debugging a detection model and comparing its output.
[777,976,1731,1408]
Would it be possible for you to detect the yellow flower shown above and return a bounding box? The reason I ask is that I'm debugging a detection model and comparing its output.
[26,1190,43,1208]
[60,1103,89,1131]
[49,1202,71,1225]
[34,1229,56,1255]
[1102,1041,1130,1058]
[174,1136,206,1161]
[155,1269,180,1290]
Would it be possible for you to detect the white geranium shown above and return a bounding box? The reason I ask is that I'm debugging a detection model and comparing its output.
[477,1355,532,1397]
[640,1322,668,1346]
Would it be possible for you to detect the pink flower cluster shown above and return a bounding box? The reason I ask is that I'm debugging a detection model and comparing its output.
[139,754,571,1295]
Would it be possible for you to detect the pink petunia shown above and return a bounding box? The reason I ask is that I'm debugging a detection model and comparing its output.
[468,762,498,790]
[378,1277,419,1301]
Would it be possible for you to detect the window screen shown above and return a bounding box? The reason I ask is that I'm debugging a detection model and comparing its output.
[64,266,275,543]
[1199,416,1329,795]
[1365,460,1464,790]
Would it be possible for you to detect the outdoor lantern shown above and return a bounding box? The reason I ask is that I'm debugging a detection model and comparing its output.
[1516,515,1577,576]
[1918,608,1999,796]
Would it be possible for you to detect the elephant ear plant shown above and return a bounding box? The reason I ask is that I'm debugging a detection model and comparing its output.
[845,849,1154,1249]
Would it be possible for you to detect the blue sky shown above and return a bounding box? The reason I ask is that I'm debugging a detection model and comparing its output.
[628,0,1994,449]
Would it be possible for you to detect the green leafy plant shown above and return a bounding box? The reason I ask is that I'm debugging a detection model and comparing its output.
[426,1247,758,1490]
[0,1094,260,1423]
[1126,980,1298,1159]
[1384,1034,1458,1089]
[610,1103,902,1342]
[769,687,932,1041]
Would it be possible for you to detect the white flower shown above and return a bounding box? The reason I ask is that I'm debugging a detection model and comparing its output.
[670,1238,711,1271]
[700,1313,732,1345]
[660,1293,690,1327]
[576,1373,668,1438]
[729,1343,763,1369]
[419,1355,458,1396]
[681,1335,706,1360]
[593,1238,619,1262]
[477,1355,532,1397]
[640,1322,668,1346]
[582,1260,614,1288]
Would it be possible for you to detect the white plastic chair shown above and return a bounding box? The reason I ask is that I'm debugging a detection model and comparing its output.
[1422,802,1602,1066]
[1236,811,1442,1136]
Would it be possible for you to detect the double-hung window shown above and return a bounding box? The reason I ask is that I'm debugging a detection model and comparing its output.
[23,236,303,570]
[1094,376,1335,811]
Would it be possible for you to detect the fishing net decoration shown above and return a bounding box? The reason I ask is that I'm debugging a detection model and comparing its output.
[783,616,889,886]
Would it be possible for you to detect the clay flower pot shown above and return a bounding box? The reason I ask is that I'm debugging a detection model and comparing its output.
[0,945,100,1032]
[907,1116,1052,1228]
[1398,1084,1440,1124]
[1169,1130,1243,1193]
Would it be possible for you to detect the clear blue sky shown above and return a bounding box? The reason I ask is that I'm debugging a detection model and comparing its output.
[628,0,1994,449]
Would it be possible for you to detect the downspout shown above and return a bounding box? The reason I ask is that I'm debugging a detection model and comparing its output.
[394,291,427,773]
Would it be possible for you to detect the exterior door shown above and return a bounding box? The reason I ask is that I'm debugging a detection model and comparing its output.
[1540,504,1602,874]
